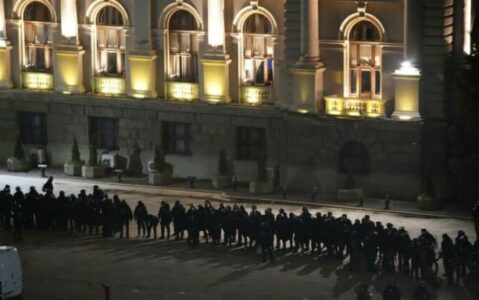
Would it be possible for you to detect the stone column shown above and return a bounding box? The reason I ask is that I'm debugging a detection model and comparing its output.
[200,0,232,103]
[289,0,325,113]
[0,0,12,88]
[54,0,85,93]
[392,62,421,121]
[127,0,158,99]
[392,0,422,121]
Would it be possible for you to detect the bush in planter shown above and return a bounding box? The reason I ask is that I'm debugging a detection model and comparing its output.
[14,136,24,160]
[249,153,273,194]
[149,144,173,185]
[213,150,231,188]
[7,136,28,172]
[64,136,84,176]
[82,134,105,178]
[257,153,268,183]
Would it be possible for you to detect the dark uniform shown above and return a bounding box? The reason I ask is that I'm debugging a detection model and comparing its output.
[134,201,148,237]
[119,200,132,238]
[158,201,172,239]
[382,281,401,300]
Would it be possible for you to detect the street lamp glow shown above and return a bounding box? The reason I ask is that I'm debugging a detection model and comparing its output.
[394,61,420,76]
[61,0,78,38]
[207,0,225,47]
[0,0,5,40]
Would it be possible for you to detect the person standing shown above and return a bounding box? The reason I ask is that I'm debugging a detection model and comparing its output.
[158,201,171,239]
[133,201,147,238]
[259,220,274,263]
[42,176,54,193]
[119,200,132,239]
[12,202,23,242]
[382,280,401,300]
[473,201,479,241]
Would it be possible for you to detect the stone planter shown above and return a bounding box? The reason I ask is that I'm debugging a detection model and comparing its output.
[337,188,364,202]
[64,161,84,176]
[417,194,442,211]
[212,175,231,188]
[249,181,274,195]
[149,171,173,186]
[6,157,29,172]
[81,165,105,179]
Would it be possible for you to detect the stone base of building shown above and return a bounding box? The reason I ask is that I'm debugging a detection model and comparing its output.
[148,171,172,186]
[6,157,29,172]
[82,165,105,179]
[417,194,442,211]
[212,175,231,188]
[64,161,84,176]
[249,181,274,195]
[337,189,364,203]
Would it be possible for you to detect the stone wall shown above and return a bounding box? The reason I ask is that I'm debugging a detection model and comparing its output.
[0,90,422,201]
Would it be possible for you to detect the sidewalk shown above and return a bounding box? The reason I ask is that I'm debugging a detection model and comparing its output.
[0,167,472,220]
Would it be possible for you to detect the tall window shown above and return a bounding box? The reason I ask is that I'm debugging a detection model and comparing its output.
[95,6,125,76]
[89,117,119,150]
[242,14,274,86]
[23,2,53,72]
[19,112,47,145]
[167,10,199,82]
[236,127,266,160]
[162,122,192,155]
[348,21,382,99]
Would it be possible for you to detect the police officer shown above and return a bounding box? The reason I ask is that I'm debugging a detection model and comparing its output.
[158,201,172,239]
[259,219,274,263]
[146,214,159,239]
[12,201,23,242]
[473,201,479,241]
[133,201,147,238]
[382,280,401,300]
[119,200,132,239]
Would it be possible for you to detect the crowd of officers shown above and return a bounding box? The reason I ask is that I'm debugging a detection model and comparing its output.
[1,180,479,300]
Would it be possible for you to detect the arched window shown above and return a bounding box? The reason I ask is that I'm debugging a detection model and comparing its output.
[167,10,200,82]
[339,141,370,175]
[347,21,382,100]
[95,6,125,76]
[23,1,54,72]
[242,14,274,86]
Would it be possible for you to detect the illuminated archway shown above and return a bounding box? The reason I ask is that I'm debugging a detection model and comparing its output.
[340,13,385,100]
[233,4,277,104]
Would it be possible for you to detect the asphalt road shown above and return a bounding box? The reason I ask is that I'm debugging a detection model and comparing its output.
[0,174,476,300]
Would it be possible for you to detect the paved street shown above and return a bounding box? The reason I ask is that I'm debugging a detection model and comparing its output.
[0,174,476,300]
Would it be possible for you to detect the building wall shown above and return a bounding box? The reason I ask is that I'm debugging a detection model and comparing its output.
[0,91,422,201]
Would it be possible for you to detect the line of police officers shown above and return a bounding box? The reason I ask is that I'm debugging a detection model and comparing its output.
[1,183,479,299]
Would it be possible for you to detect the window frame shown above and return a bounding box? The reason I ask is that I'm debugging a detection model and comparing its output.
[162,122,193,156]
[89,117,119,150]
[236,127,266,161]
[18,111,47,145]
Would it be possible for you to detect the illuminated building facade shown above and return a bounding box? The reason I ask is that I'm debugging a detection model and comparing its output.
[0,0,476,200]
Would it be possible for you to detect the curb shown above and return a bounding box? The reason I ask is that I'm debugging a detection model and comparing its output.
[0,172,471,221]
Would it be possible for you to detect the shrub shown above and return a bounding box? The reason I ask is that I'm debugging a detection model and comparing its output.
[88,134,98,166]
[257,153,268,182]
[71,135,81,162]
[13,136,24,160]
[218,150,228,176]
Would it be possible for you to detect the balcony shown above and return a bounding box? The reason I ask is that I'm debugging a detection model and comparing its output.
[324,96,386,118]
[166,81,199,101]
[241,85,273,105]
[94,76,125,96]
[22,72,53,90]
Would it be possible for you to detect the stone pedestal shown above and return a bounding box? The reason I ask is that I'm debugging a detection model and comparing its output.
[0,43,12,88]
[249,181,274,195]
[212,175,231,189]
[6,157,29,172]
[149,171,173,186]
[290,62,325,113]
[392,64,421,121]
[200,54,232,103]
[54,46,85,94]
[128,51,158,99]
[81,165,105,179]
[64,161,84,176]
[337,189,363,202]
[417,194,442,211]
